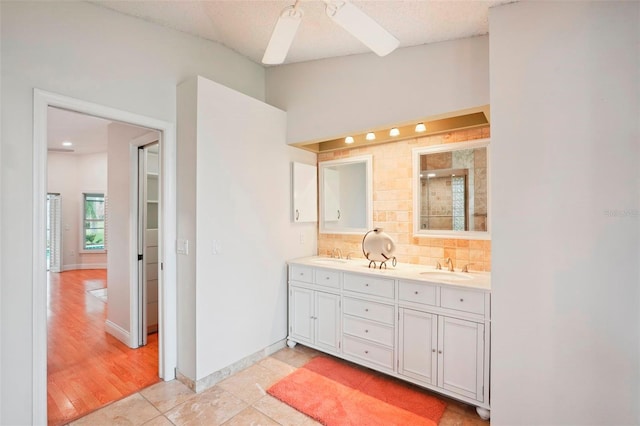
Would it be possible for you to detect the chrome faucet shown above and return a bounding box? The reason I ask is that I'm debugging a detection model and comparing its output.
[332,248,343,259]
[445,257,454,272]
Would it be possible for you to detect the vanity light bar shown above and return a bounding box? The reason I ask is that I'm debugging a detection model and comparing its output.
[341,121,438,146]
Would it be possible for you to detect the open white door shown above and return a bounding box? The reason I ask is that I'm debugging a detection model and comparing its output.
[137,142,160,346]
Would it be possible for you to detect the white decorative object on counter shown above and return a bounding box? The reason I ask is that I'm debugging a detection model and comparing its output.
[362,228,397,269]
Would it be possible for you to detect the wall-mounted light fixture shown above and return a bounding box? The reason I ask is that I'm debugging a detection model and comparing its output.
[345,136,354,144]
[365,132,376,141]
[415,122,426,132]
[389,127,400,137]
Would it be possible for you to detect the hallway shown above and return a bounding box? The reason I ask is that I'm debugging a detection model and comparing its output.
[47,269,159,425]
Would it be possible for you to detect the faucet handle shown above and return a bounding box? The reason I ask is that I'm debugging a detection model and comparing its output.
[461,264,471,273]
[435,261,442,270]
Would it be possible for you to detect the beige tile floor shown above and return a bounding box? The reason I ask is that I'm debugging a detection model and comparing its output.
[68,345,489,425]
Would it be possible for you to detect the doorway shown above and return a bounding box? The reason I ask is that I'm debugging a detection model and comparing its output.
[33,89,178,425]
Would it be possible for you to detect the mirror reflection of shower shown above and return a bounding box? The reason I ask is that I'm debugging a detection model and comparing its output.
[419,146,487,232]
[421,169,468,231]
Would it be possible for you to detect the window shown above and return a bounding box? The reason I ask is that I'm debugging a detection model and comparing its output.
[83,193,105,251]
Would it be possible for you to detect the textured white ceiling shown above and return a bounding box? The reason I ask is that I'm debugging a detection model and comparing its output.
[91,0,514,65]
[51,1,512,155]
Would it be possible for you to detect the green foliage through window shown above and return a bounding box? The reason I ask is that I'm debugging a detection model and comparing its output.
[83,193,105,250]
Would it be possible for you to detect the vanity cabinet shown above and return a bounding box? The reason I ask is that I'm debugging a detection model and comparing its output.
[287,260,492,420]
[288,265,341,353]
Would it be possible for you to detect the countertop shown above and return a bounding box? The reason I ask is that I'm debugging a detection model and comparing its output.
[288,256,491,291]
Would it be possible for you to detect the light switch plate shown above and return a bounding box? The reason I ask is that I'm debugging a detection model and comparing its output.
[177,239,189,255]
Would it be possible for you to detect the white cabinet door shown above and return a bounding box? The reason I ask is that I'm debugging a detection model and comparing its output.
[398,308,438,385]
[315,291,341,352]
[323,167,341,222]
[438,316,485,401]
[292,162,317,223]
[289,286,340,353]
[289,287,314,344]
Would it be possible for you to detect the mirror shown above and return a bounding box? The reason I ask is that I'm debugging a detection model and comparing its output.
[413,139,489,238]
[319,154,373,234]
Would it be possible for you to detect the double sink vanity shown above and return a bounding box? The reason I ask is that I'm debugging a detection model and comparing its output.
[286,256,491,420]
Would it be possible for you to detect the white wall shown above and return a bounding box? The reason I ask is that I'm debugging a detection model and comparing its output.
[0,2,265,424]
[489,1,640,424]
[265,36,489,144]
[47,152,108,270]
[177,76,317,382]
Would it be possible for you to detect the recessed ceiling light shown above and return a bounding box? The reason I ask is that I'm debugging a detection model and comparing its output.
[389,127,400,137]
[415,122,427,132]
[62,141,73,147]
[365,132,376,141]
[345,136,354,144]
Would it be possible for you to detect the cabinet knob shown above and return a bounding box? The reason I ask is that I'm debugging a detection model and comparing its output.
[432,349,436,353]
[365,283,369,287]
[325,276,330,280]
[364,350,369,354]
[438,350,443,354]
[365,329,369,333]
[460,298,464,302]
[365,308,369,312]
[414,291,419,295]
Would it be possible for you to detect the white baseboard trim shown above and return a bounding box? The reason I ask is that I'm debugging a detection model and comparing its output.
[177,339,287,393]
[62,263,107,271]
[105,320,134,348]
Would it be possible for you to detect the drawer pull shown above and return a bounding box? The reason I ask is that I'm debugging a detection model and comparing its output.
[365,308,369,312]
[364,350,369,354]
[438,350,443,354]
[325,277,330,280]
[414,291,419,295]
[460,298,464,302]
[432,349,436,353]
[365,283,369,287]
[365,329,369,333]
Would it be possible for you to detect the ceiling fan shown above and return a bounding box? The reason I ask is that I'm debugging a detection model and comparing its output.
[262,0,400,65]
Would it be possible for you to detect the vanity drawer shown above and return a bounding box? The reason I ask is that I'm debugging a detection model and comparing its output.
[343,273,394,299]
[343,336,394,370]
[314,269,340,289]
[289,265,313,284]
[440,287,485,315]
[398,280,437,306]
[343,297,395,325]
[343,315,394,347]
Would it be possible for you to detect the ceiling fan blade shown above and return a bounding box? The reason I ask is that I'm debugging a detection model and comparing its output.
[325,1,399,57]
[262,6,303,65]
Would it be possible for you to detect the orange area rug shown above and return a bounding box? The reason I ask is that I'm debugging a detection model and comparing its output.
[267,356,446,426]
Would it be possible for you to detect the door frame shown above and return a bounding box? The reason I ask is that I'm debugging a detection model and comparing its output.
[32,89,178,424]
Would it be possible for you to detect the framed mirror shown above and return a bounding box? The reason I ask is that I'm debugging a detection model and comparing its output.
[319,154,373,234]
[412,139,490,239]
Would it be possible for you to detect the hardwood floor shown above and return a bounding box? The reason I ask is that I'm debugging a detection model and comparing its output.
[47,269,160,426]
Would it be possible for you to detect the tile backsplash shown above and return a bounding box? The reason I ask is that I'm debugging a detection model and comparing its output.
[317,126,491,272]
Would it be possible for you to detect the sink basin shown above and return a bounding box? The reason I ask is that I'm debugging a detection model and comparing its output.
[312,258,348,264]
[419,270,474,281]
